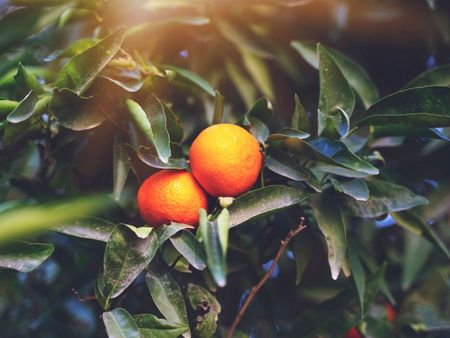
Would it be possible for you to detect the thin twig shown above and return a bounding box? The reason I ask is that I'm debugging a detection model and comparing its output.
[226,218,307,338]
[71,288,97,302]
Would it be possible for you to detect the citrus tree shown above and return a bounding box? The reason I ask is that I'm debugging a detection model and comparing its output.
[0,1,449,338]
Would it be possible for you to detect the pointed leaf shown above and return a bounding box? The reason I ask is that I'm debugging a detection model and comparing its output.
[14,63,43,94]
[160,100,184,143]
[228,185,313,228]
[267,127,310,141]
[137,145,188,169]
[291,94,311,133]
[170,231,207,270]
[266,155,312,181]
[113,133,130,201]
[127,97,171,163]
[99,224,159,301]
[309,193,347,280]
[212,90,224,124]
[102,308,140,338]
[156,223,194,246]
[341,180,428,218]
[166,65,214,96]
[55,28,124,95]
[291,231,313,285]
[134,314,188,338]
[330,178,369,201]
[7,91,40,123]
[0,242,54,272]
[404,64,450,88]
[241,50,275,100]
[52,217,115,242]
[145,266,189,328]
[50,88,105,131]
[348,244,366,313]
[359,86,450,128]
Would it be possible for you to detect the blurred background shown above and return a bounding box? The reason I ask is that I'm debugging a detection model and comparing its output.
[0,0,449,337]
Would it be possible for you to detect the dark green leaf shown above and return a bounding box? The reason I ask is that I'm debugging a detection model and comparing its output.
[50,89,105,131]
[160,101,184,143]
[44,38,99,62]
[291,94,311,133]
[309,193,347,280]
[14,63,43,94]
[99,224,159,302]
[0,242,54,272]
[341,180,428,218]
[401,232,431,290]
[187,283,221,338]
[391,211,450,260]
[156,223,194,246]
[229,185,313,228]
[113,133,130,201]
[145,265,189,328]
[102,308,140,338]
[198,209,227,287]
[292,41,379,108]
[127,97,171,163]
[291,231,313,285]
[318,43,355,138]
[404,64,450,88]
[348,244,366,313]
[372,125,449,141]
[359,86,450,128]
[287,264,386,338]
[134,314,188,338]
[267,128,310,142]
[170,231,207,270]
[55,28,125,95]
[165,65,215,96]
[266,155,312,181]
[52,217,115,242]
[330,178,369,201]
[246,97,273,124]
[213,90,224,124]
[137,145,188,169]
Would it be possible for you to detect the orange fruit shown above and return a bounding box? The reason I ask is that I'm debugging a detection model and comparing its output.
[137,170,208,226]
[189,123,262,197]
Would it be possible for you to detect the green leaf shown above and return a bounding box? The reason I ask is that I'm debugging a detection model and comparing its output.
[348,244,366,313]
[187,283,221,338]
[241,50,275,100]
[145,265,190,329]
[330,178,369,201]
[391,211,450,260]
[359,86,450,128]
[401,232,431,290]
[287,264,386,338]
[14,63,43,94]
[240,97,273,142]
[113,134,130,201]
[102,308,140,338]
[225,59,256,109]
[44,38,98,62]
[215,18,274,59]
[341,179,428,218]
[50,89,105,131]
[291,94,311,133]
[0,242,54,272]
[170,231,207,270]
[292,41,379,108]
[160,101,184,143]
[291,231,313,285]
[266,155,312,181]
[318,43,355,138]
[229,185,313,228]
[137,145,188,169]
[52,217,115,242]
[212,90,224,124]
[165,65,215,96]
[0,196,113,243]
[404,64,450,88]
[309,193,347,280]
[7,91,40,123]
[246,97,273,124]
[124,224,153,239]
[54,28,125,95]
[0,100,19,115]
[126,97,171,163]
[267,128,310,141]
[198,209,227,287]
[134,314,188,338]
[216,208,230,258]
[372,125,449,141]
[99,224,159,303]
[156,223,194,246]
[305,138,378,176]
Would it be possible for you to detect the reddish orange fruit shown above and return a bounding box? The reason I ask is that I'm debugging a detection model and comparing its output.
[386,303,396,322]
[189,123,262,197]
[137,170,208,226]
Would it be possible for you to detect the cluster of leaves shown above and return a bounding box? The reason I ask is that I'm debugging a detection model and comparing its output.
[0,1,449,337]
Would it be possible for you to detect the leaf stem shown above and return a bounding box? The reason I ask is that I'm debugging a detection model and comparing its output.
[226,218,307,338]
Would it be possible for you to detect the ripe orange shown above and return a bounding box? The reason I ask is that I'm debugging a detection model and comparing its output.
[137,170,208,226]
[189,123,263,197]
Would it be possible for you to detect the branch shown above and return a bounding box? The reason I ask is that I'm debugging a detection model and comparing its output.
[226,218,307,338]
[72,288,97,302]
